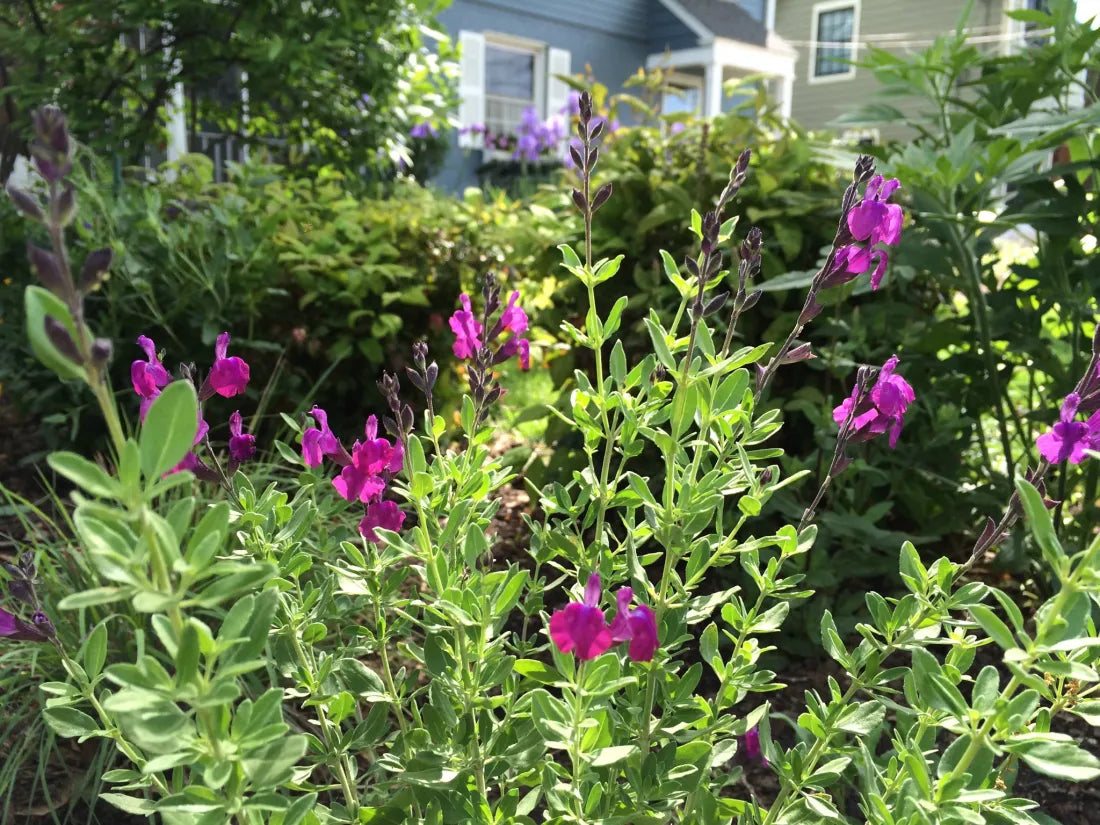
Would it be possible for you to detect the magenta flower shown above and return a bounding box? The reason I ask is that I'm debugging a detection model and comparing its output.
[332,415,403,503]
[1036,393,1100,464]
[500,291,529,335]
[518,338,531,371]
[449,294,483,359]
[359,499,406,544]
[0,606,55,642]
[609,587,659,662]
[302,406,343,467]
[833,355,915,448]
[205,332,250,398]
[130,335,170,398]
[832,175,903,291]
[742,728,767,764]
[228,410,256,463]
[549,574,614,661]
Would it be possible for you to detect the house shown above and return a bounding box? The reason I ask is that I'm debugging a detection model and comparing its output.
[770,0,1069,138]
[433,0,799,190]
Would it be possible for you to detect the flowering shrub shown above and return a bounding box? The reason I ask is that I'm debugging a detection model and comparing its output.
[5,98,1100,825]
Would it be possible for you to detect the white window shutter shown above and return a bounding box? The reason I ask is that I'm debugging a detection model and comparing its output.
[546,47,572,118]
[458,31,485,148]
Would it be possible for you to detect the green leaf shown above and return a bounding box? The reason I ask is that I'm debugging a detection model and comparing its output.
[58,587,127,609]
[99,793,157,815]
[139,381,199,479]
[25,286,86,381]
[513,659,561,685]
[83,623,108,680]
[1016,477,1065,572]
[1005,734,1100,781]
[835,701,885,735]
[970,605,1016,651]
[47,452,121,499]
[591,745,636,767]
[242,736,308,789]
[44,706,99,738]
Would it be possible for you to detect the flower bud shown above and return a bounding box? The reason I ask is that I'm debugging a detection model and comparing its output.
[781,342,814,364]
[30,106,73,183]
[55,183,76,226]
[6,185,44,222]
[80,247,113,293]
[44,316,84,366]
[27,242,68,296]
[91,338,114,367]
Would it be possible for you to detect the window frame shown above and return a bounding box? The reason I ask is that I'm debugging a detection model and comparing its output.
[808,0,860,85]
[482,32,547,154]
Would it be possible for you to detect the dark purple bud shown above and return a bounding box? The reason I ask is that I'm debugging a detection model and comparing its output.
[383,415,401,440]
[831,455,853,476]
[854,155,876,184]
[741,290,762,311]
[18,552,35,578]
[6,185,44,222]
[44,317,83,365]
[797,297,824,326]
[27,243,68,296]
[405,366,425,392]
[855,364,879,391]
[55,183,76,226]
[781,342,814,364]
[91,338,113,367]
[572,188,587,213]
[400,404,415,433]
[34,107,69,153]
[568,143,584,171]
[7,579,35,607]
[412,340,428,367]
[592,183,612,212]
[484,385,504,406]
[79,247,113,293]
[703,291,729,317]
[32,610,56,641]
[579,92,593,122]
[589,119,605,141]
[425,362,438,389]
[587,147,599,170]
[759,467,773,485]
[652,364,668,384]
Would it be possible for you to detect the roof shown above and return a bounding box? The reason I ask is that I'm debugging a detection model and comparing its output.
[659,0,769,47]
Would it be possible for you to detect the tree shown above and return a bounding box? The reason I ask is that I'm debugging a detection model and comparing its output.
[0,0,457,181]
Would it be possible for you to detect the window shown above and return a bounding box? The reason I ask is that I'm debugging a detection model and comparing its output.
[457,31,571,154]
[662,74,704,115]
[1023,0,1052,47]
[810,1,858,82]
[484,40,544,139]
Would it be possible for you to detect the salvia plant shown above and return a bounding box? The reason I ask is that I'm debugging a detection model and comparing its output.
[4,96,1100,825]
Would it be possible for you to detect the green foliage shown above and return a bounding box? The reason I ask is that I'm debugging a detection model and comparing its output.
[824,0,1100,565]
[0,0,457,179]
[0,155,554,442]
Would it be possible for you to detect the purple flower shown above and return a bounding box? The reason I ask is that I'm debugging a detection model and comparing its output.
[742,728,767,764]
[410,122,438,139]
[549,574,613,660]
[833,355,915,448]
[834,175,903,291]
[670,122,686,135]
[131,335,170,398]
[562,91,582,117]
[518,338,531,371]
[609,587,659,662]
[228,410,256,463]
[302,406,344,468]
[333,415,404,503]
[499,290,529,335]
[204,332,250,399]
[449,293,484,359]
[359,499,406,544]
[0,606,54,642]
[1036,392,1100,464]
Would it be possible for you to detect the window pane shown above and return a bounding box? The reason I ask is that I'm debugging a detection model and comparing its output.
[663,86,700,115]
[486,46,535,100]
[814,7,854,77]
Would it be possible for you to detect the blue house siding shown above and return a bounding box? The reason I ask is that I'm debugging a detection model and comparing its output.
[648,2,700,53]
[436,0,654,191]
[735,0,765,22]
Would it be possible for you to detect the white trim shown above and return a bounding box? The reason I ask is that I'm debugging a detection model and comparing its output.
[808,0,860,85]
[657,0,715,44]
[704,63,723,117]
[649,39,796,80]
[765,0,777,31]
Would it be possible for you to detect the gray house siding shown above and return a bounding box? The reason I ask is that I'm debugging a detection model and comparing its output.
[435,0,654,190]
[773,0,1008,136]
[736,0,766,21]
